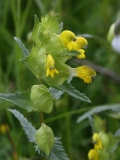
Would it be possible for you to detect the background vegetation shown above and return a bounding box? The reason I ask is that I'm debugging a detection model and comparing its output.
[0,0,120,159]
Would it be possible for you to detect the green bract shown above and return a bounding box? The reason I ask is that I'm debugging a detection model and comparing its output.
[35,123,54,156]
[30,85,53,113]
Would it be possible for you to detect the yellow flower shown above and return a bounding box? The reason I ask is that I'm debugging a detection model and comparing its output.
[74,65,96,83]
[92,133,102,150]
[76,49,86,59]
[45,54,59,78]
[0,124,9,134]
[88,149,99,160]
[59,30,76,45]
[75,37,88,49]
[66,41,77,51]
[59,30,76,49]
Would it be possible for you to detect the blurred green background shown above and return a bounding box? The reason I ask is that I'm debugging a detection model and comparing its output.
[0,0,120,160]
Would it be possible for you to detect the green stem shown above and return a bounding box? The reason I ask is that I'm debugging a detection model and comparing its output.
[40,112,44,125]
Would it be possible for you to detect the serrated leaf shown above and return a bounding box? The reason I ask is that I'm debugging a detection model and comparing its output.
[58,22,63,34]
[8,109,36,143]
[77,104,120,123]
[115,129,120,137]
[107,132,120,153]
[49,137,69,160]
[49,87,64,100]
[57,82,91,103]
[40,14,60,34]
[0,91,34,112]
[14,37,30,57]
[32,15,41,46]
[93,115,106,133]
[35,137,70,160]
[88,116,95,134]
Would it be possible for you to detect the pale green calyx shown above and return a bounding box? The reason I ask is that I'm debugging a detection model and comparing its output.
[35,123,55,156]
[30,85,53,113]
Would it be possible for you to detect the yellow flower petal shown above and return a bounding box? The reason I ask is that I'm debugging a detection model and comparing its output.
[75,37,88,49]
[88,149,99,160]
[75,65,96,83]
[45,54,59,78]
[93,133,102,150]
[66,41,77,51]
[77,49,86,59]
[59,30,76,47]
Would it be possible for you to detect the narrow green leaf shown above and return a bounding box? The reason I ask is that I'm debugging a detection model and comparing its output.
[57,82,91,103]
[88,116,95,134]
[77,104,120,123]
[0,91,34,112]
[14,37,30,57]
[8,109,36,143]
[49,87,64,100]
[32,15,41,46]
[61,50,80,57]
[58,22,63,34]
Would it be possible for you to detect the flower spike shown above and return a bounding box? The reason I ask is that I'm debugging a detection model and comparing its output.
[45,54,59,78]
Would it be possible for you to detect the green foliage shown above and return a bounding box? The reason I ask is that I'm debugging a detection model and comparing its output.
[57,82,91,103]
[14,37,30,57]
[49,87,64,100]
[0,91,34,112]
[8,109,69,160]
[32,15,41,46]
[1,1,120,159]
[8,109,36,143]
[77,104,120,123]
[40,13,60,34]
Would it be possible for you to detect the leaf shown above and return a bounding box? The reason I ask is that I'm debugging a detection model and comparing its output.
[58,22,63,34]
[115,129,120,137]
[8,109,36,143]
[112,128,120,153]
[49,87,64,100]
[32,15,41,46]
[107,132,120,153]
[57,82,91,103]
[50,137,69,160]
[93,115,106,133]
[77,104,120,123]
[0,91,34,112]
[35,137,70,160]
[14,37,30,57]
[40,14,60,34]
[9,110,69,159]
[61,50,80,57]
